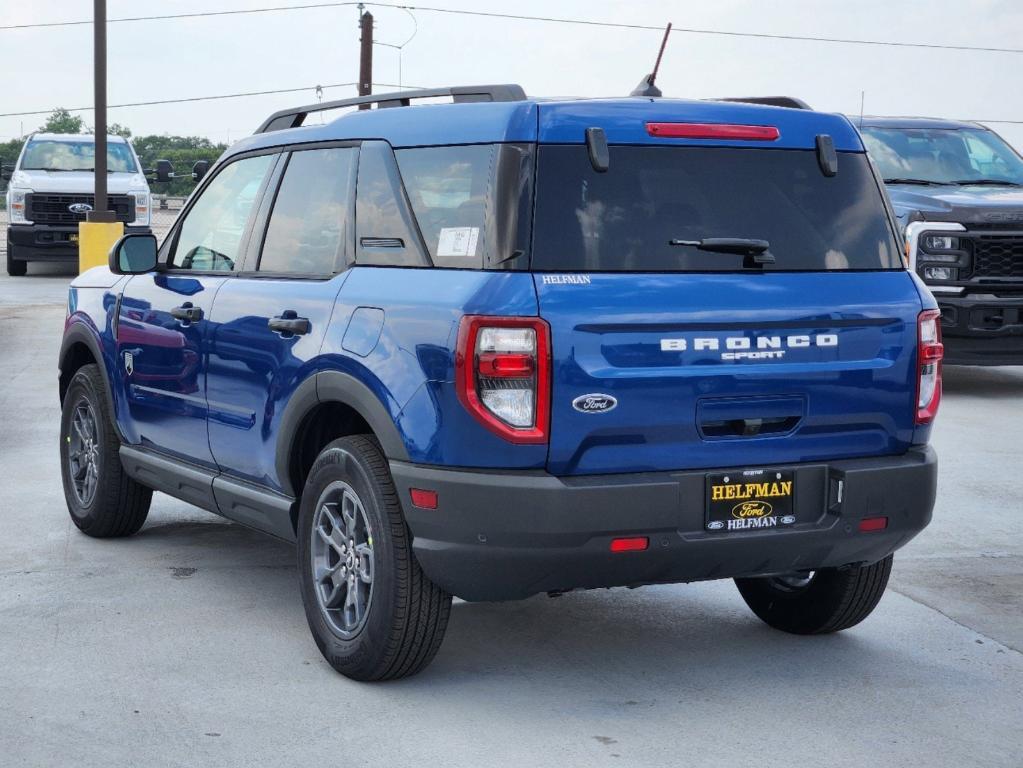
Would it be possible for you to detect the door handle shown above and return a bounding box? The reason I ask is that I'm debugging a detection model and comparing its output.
[268,311,310,336]
[170,303,203,323]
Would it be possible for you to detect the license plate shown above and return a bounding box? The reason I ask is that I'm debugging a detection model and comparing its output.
[68,233,79,243]
[705,469,795,533]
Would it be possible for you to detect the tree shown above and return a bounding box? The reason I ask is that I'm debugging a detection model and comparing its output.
[39,108,86,134]
[109,123,132,139]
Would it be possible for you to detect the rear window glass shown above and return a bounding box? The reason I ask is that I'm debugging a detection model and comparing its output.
[531,146,901,272]
[260,147,356,274]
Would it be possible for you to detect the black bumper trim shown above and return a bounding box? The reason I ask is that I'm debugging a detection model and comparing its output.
[391,447,937,601]
[935,292,1023,365]
[7,224,152,262]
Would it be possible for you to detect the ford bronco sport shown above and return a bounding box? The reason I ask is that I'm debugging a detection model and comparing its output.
[58,85,940,681]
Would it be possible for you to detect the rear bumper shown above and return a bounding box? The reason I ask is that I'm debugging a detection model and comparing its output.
[935,292,1023,366]
[7,224,151,262]
[391,446,938,601]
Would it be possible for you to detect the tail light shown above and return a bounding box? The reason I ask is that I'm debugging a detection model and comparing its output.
[915,309,944,424]
[456,316,550,444]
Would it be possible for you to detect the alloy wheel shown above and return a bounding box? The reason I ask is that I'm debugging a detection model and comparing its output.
[68,398,101,506]
[310,481,375,637]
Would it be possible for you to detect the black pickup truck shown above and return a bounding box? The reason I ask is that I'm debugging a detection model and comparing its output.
[861,117,1023,365]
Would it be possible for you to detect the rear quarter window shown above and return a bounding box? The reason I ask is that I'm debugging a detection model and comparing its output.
[396,145,495,269]
[531,145,901,272]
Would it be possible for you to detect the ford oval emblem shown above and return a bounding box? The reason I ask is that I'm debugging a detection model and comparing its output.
[68,202,93,214]
[572,393,617,414]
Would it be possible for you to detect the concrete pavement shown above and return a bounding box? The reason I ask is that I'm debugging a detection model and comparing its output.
[1,267,1021,767]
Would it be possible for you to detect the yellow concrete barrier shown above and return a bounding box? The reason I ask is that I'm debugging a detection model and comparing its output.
[78,221,124,274]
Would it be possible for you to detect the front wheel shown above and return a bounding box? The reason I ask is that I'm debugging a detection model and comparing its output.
[297,436,452,681]
[60,364,152,537]
[735,555,893,634]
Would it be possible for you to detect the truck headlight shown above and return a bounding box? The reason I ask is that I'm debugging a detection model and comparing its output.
[923,266,957,281]
[923,235,960,251]
[8,188,30,224]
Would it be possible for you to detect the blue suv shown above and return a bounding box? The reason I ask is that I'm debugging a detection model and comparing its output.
[58,85,941,680]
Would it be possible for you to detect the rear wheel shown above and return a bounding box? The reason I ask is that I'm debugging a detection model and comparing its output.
[735,555,893,634]
[60,364,152,537]
[6,244,27,276]
[297,436,451,681]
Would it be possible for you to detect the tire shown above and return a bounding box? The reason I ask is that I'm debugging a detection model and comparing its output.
[6,244,27,276]
[60,364,152,537]
[297,435,451,681]
[734,555,893,635]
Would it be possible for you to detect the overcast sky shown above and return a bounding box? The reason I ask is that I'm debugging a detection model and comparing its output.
[2,0,1023,149]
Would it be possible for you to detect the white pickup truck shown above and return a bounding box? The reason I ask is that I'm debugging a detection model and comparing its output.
[3,133,155,276]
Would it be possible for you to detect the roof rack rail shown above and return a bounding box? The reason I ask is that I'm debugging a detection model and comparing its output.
[716,96,812,110]
[255,84,528,133]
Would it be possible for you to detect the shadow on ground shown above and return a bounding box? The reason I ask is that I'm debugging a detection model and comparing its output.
[941,364,1023,397]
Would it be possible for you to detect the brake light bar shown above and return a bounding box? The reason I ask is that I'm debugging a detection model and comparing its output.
[646,122,780,141]
[915,309,944,424]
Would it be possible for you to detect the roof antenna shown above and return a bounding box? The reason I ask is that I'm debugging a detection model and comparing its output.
[630,22,672,97]
[859,90,865,128]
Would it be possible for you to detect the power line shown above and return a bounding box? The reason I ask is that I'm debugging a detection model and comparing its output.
[0,82,417,118]
[2,82,1020,129]
[2,1,1023,56]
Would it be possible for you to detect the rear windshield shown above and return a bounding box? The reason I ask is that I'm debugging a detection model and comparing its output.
[531,146,901,272]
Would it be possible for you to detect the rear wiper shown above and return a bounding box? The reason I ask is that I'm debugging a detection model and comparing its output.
[882,178,944,186]
[950,179,1023,187]
[669,237,775,265]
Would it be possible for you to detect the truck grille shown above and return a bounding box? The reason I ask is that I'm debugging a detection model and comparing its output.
[26,193,135,225]
[972,236,1023,278]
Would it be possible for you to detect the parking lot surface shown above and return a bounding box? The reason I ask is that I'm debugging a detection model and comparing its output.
[1,267,1021,767]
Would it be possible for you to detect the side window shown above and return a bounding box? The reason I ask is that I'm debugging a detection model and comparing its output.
[355,141,430,267]
[259,147,357,275]
[170,154,274,271]
[395,145,495,269]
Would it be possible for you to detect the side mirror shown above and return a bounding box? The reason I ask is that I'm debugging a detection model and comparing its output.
[110,233,159,275]
[0,164,13,181]
[154,159,174,183]
[192,160,210,183]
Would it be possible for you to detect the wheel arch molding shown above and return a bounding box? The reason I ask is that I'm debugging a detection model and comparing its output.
[58,322,123,439]
[276,370,410,498]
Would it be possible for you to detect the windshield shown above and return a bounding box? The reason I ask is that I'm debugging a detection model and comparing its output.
[861,126,1023,185]
[531,146,901,272]
[21,139,138,173]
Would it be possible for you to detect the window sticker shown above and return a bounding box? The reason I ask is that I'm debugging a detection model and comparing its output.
[437,227,479,258]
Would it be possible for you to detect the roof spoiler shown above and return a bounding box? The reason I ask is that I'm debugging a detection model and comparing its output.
[716,96,812,110]
[255,84,527,133]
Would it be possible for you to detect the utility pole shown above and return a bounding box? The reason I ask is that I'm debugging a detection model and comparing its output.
[80,0,123,274]
[87,0,113,223]
[358,6,373,109]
